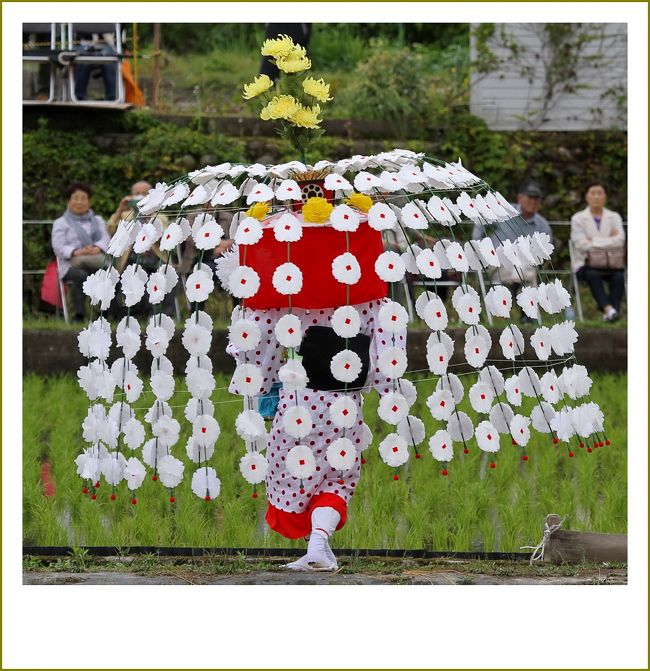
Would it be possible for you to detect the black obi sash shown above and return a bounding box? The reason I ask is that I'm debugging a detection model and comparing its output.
[297,325,371,392]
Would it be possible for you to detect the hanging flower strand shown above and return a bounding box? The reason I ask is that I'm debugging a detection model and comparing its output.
[242,34,333,160]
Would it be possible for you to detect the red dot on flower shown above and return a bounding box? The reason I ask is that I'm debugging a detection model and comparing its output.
[393,475,400,481]
[110,493,116,500]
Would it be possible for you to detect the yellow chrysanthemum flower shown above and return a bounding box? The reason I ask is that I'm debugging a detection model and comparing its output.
[277,54,311,74]
[260,34,295,60]
[345,192,373,213]
[242,74,273,100]
[246,202,271,221]
[301,196,333,224]
[260,95,301,121]
[290,104,322,129]
[302,77,332,103]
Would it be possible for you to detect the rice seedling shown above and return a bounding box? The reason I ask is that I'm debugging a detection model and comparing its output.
[23,371,627,551]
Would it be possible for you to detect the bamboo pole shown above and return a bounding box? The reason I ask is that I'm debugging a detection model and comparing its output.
[152,23,161,111]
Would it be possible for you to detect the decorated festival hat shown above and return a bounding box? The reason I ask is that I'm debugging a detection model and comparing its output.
[73,33,610,503]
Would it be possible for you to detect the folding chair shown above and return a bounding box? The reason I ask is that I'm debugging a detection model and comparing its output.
[66,23,125,104]
[566,240,585,322]
[22,23,57,103]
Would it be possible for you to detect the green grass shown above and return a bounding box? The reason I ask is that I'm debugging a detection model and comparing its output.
[23,372,627,551]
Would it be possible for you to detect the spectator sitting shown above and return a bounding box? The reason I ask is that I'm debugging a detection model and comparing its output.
[73,30,118,101]
[570,182,626,322]
[51,182,110,322]
[107,180,177,317]
[472,180,553,323]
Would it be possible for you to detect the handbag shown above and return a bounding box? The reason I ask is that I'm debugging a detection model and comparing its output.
[40,261,65,308]
[586,248,626,270]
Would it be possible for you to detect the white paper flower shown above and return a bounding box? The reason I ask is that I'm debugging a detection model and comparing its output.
[531,231,554,263]
[120,265,148,307]
[185,355,213,376]
[101,452,127,486]
[436,371,464,403]
[185,436,215,463]
[447,411,474,442]
[78,324,111,361]
[271,179,299,202]
[463,241,483,271]
[235,410,267,440]
[415,248,442,279]
[489,402,514,434]
[228,318,261,351]
[396,378,417,407]
[186,267,215,303]
[154,454,184,488]
[149,372,174,402]
[275,314,303,348]
[184,398,214,423]
[122,417,145,450]
[329,396,358,429]
[429,430,454,462]
[108,219,139,256]
[144,271,165,305]
[426,340,450,375]
[445,241,469,272]
[426,195,455,225]
[239,452,268,484]
[420,296,447,331]
[182,184,212,207]
[400,202,428,229]
[191,466,221,499]
[83,269,117,311]
[81,405,106,443]
[374,251,405,282]
[193,217,224,251]
[246,182,275,205]
[282,405,313,439]
[331,305,361,338]
[396,415,425,446]
[330,349,363,383]
[378,347,408,378]
[326,437,357,471]
[272,262,303,295]
[133,222,160,254]
[354,171,381,193]
[324,173,353,192]
[476,237,500,267]
[278,358,309,392]
[161,183,190,208]
[518,366,541,397]
[485,285,512,318]
[286,444,316,479]
[145,326,170,358]
[137,182,168,214]
[378,301,409,332]
[479,365,505,395]
[191,414,220,448]
[401,244,422,273]
[210,181,240,205]
[465,335,488,369]
[531,402,556,433]
[469,382,494,413]
[540,371,562,403]
[123,456,146,490]
[509,414,531,446]
[499,325,525,360]
[378,433,409,467]
[456,192,481,221]
[367,202,396,230]
[516,286,539,320]
[550,321,578,356]
[475,421,500,453]
[549,407,575,442]
[151,415,180,447]
[504,375,523,407]
[530,327,552,361]
[187,367,216,400]
[229,265,261,299]
[427,389,455,420]
[182,323,212,357]
[235,217,264,245]
[144,401,172,425]
[271,212,302,243]
[232,363,264,396]
[455,292,481,325]
[378,392,409,425]
[330,204,360,232]
[561,365,592,400]
[332,252,361,285]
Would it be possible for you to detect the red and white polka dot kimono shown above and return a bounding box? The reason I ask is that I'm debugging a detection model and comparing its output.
[228,299,406,539]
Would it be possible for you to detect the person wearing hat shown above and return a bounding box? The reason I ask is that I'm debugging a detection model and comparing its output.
[472,180,553,323]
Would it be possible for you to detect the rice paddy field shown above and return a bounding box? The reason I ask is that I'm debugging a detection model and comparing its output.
[23,372,627,552]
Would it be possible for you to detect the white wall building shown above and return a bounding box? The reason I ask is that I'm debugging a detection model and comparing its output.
[470,23,627,131]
